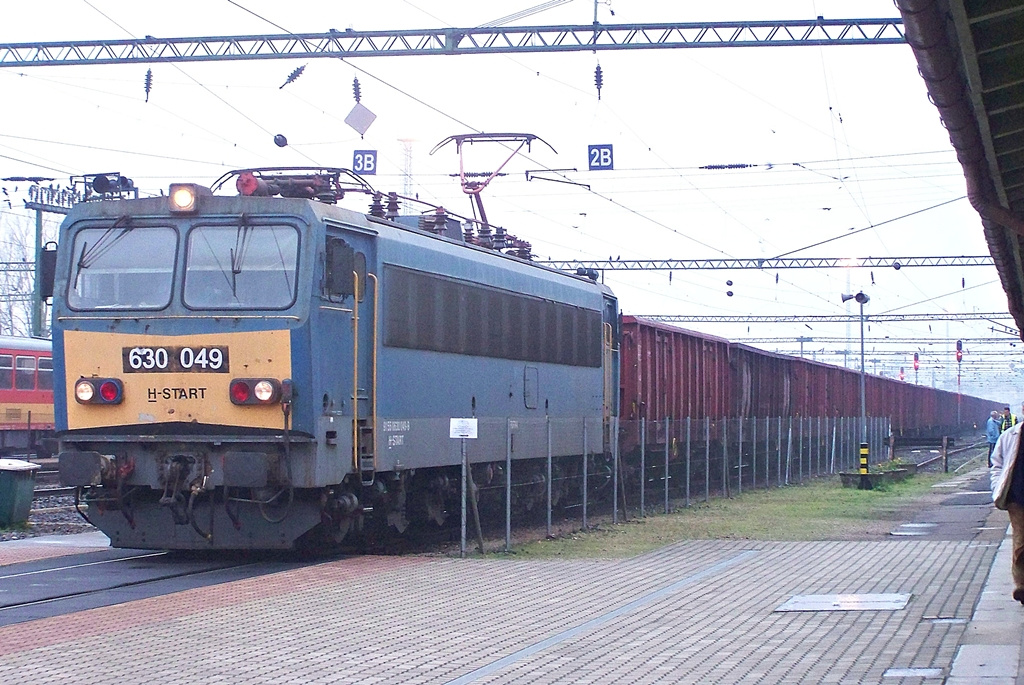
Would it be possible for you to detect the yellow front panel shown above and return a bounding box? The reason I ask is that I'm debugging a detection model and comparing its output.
[64,330,292,430]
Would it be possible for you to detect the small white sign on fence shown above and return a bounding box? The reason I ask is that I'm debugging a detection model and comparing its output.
[449,418,478,439]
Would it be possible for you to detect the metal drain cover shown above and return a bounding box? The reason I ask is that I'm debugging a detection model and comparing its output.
[775,593,911,612]
[883,667,943,678]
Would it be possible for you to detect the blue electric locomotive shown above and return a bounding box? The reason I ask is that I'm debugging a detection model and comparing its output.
[54,168,618,549]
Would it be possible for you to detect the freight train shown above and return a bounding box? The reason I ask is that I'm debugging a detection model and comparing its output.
[619,316,992,436]
[51,168,992,550]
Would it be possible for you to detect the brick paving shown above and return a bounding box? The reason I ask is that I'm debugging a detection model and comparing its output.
[0,470,1017,684]
[0,536,1000,684]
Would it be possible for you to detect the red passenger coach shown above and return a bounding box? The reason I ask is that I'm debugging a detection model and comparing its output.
[0,336,55,457]
[620,316,993,436]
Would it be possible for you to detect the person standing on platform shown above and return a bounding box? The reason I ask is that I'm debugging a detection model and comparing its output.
[989,410,1003,467]
[991,409,1024,605]
[1002,406,1018,433]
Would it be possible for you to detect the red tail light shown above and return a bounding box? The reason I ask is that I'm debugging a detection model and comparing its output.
[230,380,252,404]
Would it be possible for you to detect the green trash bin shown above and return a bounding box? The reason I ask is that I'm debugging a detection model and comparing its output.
[0,459,41,527]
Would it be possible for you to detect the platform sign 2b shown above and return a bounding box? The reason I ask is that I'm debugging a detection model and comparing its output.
[353,150,377,175]
[588,144,614,171]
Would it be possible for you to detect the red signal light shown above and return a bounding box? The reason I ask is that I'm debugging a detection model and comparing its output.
[899,367,905,381]
[99,381,120,402]
[230,380,251,403]
[913,352,919,371]
[956,350,963,362]
[236,172,259,196]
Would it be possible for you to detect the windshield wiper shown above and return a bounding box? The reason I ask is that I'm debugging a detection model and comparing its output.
[229,214,252,298]
[74,215,132,288]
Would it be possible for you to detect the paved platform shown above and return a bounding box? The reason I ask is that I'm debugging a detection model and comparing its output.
[0,469,1021,684]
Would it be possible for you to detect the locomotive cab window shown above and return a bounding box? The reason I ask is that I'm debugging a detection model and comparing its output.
[184,224,299,309]
[67,225,177,310]
[15,356,35,390]
[0,355,11,389]
[324,238,366,301]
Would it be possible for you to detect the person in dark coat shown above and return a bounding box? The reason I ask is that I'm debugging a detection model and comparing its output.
[991,416,1024,605]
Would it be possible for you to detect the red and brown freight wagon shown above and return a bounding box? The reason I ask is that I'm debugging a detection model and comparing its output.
[619,315,995,438]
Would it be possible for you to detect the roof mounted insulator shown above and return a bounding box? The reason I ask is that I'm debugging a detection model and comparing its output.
[462,221,475,244]
[492,225,508,249]
[385,191,400,219]
[369,192,385,217]
[430,207,448,235]
[476,221,492,248]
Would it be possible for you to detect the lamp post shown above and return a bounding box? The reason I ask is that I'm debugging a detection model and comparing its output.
[842,291,871,490]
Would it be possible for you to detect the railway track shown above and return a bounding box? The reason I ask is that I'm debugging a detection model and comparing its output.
[32,465,76,501]
[0,548,316,627]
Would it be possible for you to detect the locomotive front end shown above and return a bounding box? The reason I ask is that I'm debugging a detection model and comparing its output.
[52,178,329,549]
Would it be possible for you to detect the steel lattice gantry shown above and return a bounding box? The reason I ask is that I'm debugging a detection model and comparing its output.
[0,19,906,67]
[537,255,994,271]
[640,312,1014,324]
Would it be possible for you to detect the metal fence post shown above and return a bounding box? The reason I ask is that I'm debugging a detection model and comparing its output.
[546,415,552,539]
[613,416,619,524]
[582,418,588,530]
[505,418,512,552]
[722,417,728,498]
[705,417,711,503]
[460,437,467,559]
[798,417,804,483]
[776,416,783,487]
[785,416,793,485]
[815,416,820,476]
[685,417,691,508]
[664,417,670,515]
[830,417,837,473]
[738,417,744,496]
[640,417,646,517]
[752,416,757,490]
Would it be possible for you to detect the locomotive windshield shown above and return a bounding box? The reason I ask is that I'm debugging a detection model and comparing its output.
[183,224,299,309]
[67,226,177,310]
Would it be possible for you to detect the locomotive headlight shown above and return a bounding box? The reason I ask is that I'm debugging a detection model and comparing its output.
[75,380,95,403]
[169,185,197,212]
[168,183,211,213]
[253,380,275,402]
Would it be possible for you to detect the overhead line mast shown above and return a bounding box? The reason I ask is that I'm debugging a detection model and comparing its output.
[0,19,906,68]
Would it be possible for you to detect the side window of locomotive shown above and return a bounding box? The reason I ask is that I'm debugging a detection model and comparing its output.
[0,355,11,389]
[184,224,299,309]
[67,226,177,310]
[15,356,35,390]
[324,238,366,301]
[37,357,53,390]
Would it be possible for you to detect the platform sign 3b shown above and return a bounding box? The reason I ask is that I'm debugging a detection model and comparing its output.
[353,150,377,175]
[588,144,614,170]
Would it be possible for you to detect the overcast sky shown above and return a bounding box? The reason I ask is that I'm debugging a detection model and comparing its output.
[0,0,1018,406]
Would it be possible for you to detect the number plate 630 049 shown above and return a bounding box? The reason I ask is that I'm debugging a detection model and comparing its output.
[122,346,230,373]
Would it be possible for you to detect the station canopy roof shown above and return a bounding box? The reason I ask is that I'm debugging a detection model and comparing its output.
[898,0,1024,335]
